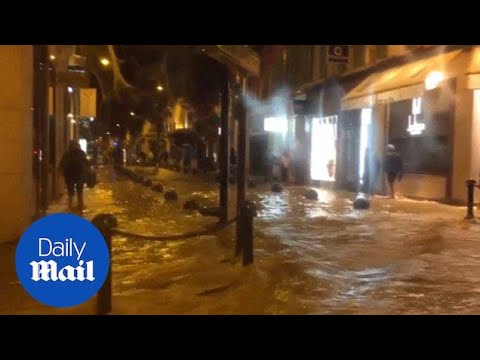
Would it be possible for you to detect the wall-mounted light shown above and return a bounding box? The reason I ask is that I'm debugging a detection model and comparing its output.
[425,71,444,90]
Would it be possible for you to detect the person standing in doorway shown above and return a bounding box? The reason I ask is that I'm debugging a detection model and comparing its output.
[384,144,403,199]
[59,140,90,210]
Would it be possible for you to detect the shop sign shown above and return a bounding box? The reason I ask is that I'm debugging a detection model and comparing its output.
[407,97,425,135]
[328,45,349,64]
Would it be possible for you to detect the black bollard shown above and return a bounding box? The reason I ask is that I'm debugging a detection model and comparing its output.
[271,183,283,193]
[353,193,370,210]
[151,182,164,192]
[164,189,178,201]
[239,200,257,266]
[91,214,118,315]
[183,199,200,211]
[304,188,318,200]
[143,178,153,187]
[466,179,477,219]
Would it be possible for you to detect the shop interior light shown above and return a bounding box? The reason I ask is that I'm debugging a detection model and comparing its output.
[310,116,338,182]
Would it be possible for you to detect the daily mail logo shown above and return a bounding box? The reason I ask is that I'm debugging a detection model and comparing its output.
[16,214,109,308]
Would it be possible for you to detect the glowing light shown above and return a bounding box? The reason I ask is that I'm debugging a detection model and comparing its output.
[67,86,73,93]
[70,119,76,124]
[67,113,73,118]
[106,132,110,135]
[157,85,164,91]
[100,57,110,66]
[310,116,337,181]
[90,117,95,122]
[264,116,288,135]
[79,139,87,153]
[49,54,56,61]
[218,127,222,135]
[130,112,135,116]
[358,108,372,186]
[116,123,120,127]
[425,71,444,90]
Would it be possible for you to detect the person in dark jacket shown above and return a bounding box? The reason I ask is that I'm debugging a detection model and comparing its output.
[59,140,90,210]
[384,144,403,199]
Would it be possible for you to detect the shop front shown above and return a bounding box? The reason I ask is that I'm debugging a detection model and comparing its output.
[342,48,471,202]
[303,75,368,190]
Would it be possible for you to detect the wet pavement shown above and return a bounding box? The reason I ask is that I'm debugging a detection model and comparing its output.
[2,165,480,314]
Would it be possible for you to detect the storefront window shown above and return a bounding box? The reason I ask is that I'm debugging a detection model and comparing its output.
[389,98,451,176]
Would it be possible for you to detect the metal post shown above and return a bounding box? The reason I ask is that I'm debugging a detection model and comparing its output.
[92,214,117,315]
[466,179,476,219]
[241,200,257,266]
[219,70,230,225]
[236,85,247,256]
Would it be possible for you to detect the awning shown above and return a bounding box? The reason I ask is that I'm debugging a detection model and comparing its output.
[466,47,480,89]
[342,49,465,110]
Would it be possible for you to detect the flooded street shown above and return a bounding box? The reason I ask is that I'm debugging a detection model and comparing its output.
[48,166,480,314]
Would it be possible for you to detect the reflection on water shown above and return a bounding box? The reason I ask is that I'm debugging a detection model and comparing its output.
[56,167,480,314]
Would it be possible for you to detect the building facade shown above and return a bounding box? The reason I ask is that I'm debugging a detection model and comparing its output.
[0,45,98,243]
[256,45,480,204]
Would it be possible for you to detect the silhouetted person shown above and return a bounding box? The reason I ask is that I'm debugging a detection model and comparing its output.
[59,140,90,210]
[363,147,381,195]
[281,151,291,183]
[384,144,403,199]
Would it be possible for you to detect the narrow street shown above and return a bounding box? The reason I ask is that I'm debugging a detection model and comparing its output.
[4,166,480,314]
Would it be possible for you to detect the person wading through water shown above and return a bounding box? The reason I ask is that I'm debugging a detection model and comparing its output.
[384,144,403,199]
[59,140,90,210]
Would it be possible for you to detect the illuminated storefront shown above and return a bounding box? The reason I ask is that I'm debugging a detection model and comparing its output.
[341,48,469,201]
[310,115,337,182]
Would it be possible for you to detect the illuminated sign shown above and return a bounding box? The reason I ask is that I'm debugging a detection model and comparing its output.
[407,97,425,135]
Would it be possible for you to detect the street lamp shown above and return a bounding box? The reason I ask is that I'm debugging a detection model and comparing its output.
[100,57,110,67]
[157,85,164,92]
